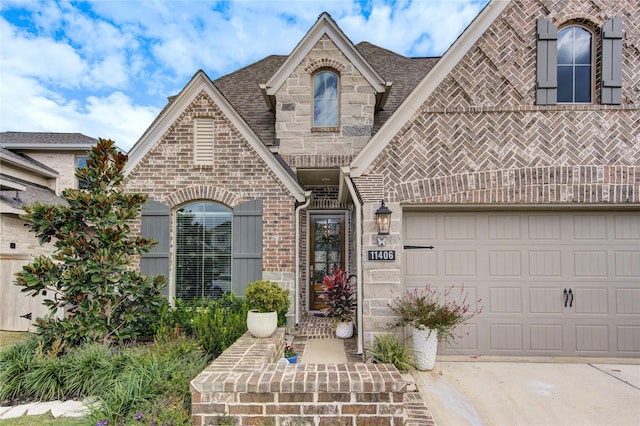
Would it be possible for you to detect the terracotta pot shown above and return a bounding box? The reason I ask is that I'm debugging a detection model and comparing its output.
[246,310,277,338]
[336,320,354,339]
[412,326,438,371]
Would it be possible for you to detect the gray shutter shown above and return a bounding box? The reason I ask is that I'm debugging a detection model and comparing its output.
[536,18,558,105]
[601,17,623,105]
[141,199,170,297]
[232,199,263,295]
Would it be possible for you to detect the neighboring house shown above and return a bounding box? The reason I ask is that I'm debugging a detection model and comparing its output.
[124,0,639,358]
[0,132,96,331]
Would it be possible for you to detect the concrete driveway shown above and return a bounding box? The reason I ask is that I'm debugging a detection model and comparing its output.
[413,359,640,426]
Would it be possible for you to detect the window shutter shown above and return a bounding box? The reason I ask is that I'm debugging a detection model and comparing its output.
[141,199,170,297]
[194,118,214,164]
[232,200,263,295]
[536,18,558,105]
[601,17,623,105]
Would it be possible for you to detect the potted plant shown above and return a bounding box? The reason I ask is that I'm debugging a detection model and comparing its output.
[284,342,297,364]
[244,280,290,338]
[320,268,357,339]
[388,285,482,370]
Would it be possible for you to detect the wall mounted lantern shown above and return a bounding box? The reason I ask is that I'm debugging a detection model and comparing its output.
[375,200,392,246]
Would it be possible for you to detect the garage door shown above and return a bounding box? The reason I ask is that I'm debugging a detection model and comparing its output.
[403,210,640,358]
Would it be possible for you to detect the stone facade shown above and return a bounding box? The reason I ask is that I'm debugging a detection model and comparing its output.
[354,0,640,347]
[275,35,375,161]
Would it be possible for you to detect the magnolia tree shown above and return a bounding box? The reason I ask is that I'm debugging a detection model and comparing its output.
[15,138,166,348]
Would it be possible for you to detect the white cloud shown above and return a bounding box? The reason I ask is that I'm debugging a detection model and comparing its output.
[1,0,487,153]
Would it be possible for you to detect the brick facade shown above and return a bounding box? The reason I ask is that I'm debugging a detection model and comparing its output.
[354,0,640,347]
[125,91,298,297]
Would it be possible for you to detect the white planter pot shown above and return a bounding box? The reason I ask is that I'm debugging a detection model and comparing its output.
[412,326,438,371]
[335,320,354,339]
[246,310,277,338]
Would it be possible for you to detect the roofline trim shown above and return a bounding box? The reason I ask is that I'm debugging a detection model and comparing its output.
[0,153,59,178]
[263,12,387,97]
[350,0,510,177]
[0,144,94,151]
[125,71,306,202]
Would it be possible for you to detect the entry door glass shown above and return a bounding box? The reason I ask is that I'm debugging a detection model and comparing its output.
[310,215,345,311]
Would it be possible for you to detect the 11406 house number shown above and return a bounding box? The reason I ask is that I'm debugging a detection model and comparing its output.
[368,250,396,261]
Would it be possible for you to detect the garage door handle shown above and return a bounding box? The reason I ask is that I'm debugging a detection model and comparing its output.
[564,288,574,308]
[404,245,434,250]
[568,288,574,308]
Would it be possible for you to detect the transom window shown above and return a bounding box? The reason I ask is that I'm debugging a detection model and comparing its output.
[175,202,231,300]
[313,71,338,127]
[557,26,592,103]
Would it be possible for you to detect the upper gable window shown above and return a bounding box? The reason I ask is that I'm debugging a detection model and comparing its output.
[557,26,592,103]
[313,71,339,128]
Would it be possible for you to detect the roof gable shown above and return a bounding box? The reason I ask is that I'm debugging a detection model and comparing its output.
[350,0,510,177]
[124,70,306,202]
[261,12,388,108]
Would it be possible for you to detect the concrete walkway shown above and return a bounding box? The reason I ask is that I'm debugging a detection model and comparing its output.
[301,338,347,363]
[414,360,640,426]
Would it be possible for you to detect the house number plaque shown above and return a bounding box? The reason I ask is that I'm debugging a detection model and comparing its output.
[367,250,396,261]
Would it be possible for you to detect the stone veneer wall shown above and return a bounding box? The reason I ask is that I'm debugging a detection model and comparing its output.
[191,329,408,426]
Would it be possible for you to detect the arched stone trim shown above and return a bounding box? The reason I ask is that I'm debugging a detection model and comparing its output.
[304,58,346,74]
[389,165,639,204]
[164,186,241,209]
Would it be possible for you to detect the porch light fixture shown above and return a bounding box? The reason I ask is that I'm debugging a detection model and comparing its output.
[375,200,392,246]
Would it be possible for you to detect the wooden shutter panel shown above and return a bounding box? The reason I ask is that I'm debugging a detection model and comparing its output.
[232,200,263,295]
[536,18,558,105]
[141,199,171,297]
[601,17,623,105]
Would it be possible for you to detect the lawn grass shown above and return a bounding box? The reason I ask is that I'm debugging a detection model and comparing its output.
[0,413,86,425]
[0,333,30,353]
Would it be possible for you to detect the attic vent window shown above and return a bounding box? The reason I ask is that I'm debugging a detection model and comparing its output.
[194,118,214,165]
[313,71,339,128]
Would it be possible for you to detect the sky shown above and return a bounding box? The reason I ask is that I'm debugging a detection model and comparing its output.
[0,0,488,152]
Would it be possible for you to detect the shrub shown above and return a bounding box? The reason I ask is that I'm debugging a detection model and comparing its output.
[244,280,290,313]
[367,334,415,372]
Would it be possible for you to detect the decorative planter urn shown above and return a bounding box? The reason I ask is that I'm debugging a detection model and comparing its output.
[412,326,438,371]
[246,310,277,338]
[335,320,354,339]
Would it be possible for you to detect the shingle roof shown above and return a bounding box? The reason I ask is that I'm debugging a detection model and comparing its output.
[211,43,439,147]
[0,132,97,147]
[0,174,65,210]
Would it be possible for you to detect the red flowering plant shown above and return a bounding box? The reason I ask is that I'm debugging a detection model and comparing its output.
[320,267,356,322]
[388,285,482,344]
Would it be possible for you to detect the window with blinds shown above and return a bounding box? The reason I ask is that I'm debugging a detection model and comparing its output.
[175,202,231,300]
[194,118,214,165]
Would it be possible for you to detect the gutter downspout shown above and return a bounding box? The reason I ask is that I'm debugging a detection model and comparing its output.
[342,169,363,355]
[295,191,312,326]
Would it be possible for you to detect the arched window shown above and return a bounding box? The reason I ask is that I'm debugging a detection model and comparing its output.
[175,202,231,300]
[557,26,592,103]
[313,71,338,127]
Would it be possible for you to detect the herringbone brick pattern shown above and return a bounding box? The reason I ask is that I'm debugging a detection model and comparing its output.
[362,0,640,205]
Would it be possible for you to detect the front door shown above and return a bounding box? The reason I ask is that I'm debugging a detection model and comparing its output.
[310,214,345,311]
